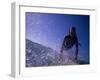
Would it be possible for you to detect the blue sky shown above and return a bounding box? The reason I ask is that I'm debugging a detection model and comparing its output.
[26,12,89,62]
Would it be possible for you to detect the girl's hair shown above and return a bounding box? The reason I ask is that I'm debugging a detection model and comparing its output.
[69,26,76,36]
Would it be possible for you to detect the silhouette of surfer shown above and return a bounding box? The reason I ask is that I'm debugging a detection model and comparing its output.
[60,27,80,61]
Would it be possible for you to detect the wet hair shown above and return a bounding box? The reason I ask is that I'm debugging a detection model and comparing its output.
[71,27,76,32]
[69,26,76,36]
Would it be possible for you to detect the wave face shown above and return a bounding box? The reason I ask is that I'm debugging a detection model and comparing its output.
[26,39,88,67]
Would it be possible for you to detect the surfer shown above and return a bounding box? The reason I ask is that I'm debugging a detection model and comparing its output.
[60,27,80,61]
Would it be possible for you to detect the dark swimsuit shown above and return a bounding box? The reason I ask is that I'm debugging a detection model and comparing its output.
[62,35,78,51]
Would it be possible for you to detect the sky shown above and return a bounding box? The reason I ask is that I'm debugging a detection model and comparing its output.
[26,12,89,62]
